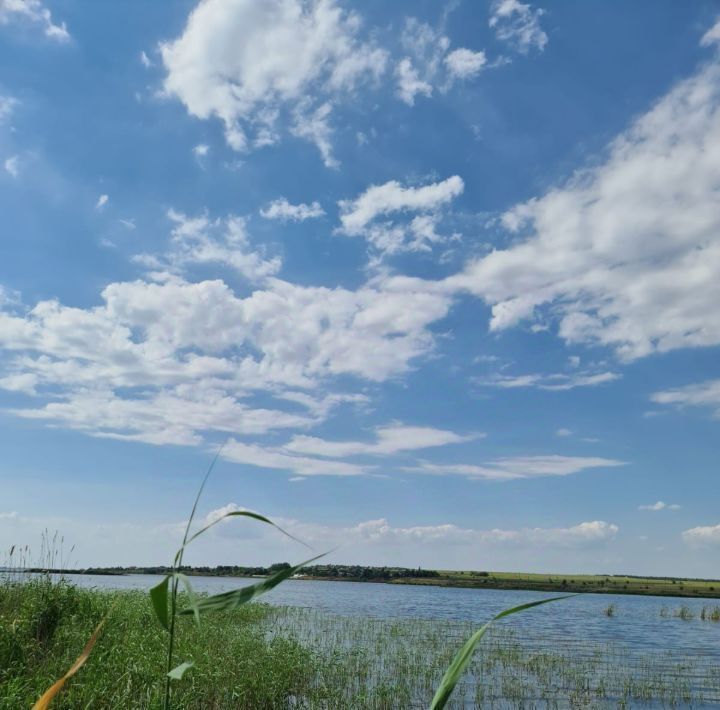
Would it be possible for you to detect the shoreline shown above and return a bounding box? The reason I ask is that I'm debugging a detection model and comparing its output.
[20,567,720,599]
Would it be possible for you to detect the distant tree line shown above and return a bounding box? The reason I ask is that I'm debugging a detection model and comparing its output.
[29,563,441,580]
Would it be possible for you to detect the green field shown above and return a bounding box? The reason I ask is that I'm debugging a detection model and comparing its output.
[389,570,720,598]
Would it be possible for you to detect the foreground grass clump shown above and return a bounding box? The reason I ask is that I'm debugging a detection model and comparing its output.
[0,579,324,709]
[3,578,720,708]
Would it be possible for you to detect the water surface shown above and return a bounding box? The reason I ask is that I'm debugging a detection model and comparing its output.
[59,573,720,660]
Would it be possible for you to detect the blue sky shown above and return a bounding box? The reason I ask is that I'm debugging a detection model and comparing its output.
[1,0,720,576]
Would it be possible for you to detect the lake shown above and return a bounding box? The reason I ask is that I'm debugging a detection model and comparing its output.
[60,572,720,658]
[15,573,720,706]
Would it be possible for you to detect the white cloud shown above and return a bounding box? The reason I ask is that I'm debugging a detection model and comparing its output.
[489,0,547,54]
[701,17,720,47]
[404,455,625,481]
[338,175,463,256]
[285,423,478,458]
[448,60,720,361]
[0,239,452,446]
[290,100,339,168]
[638,501,681,511]
[395,19,486,104]
[137,209,282,283]
[0,508,619,568]
[395,58,433,106]
[192,143,209,158]
[0,95,18,123]
[12,388,316,447]
[260,197,325,222]
[0,0,69,41]
[304,517,619,548]
[160,0,387,165]
[444,48,487,80]
[4,155,19,178]
[95,194,109,211]
[140,50,152,68]
[477,370,619,391]
[0,372,37,394]
[651,379,720,418]
[119,218,136,231]
[197,506,618,549]
[223,439,369,477]
[340,176,463,234]
[555,428,572,437]
[682,523,720,546]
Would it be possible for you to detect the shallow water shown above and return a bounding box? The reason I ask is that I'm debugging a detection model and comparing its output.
[12,572,720,706]
[55,573,720,658]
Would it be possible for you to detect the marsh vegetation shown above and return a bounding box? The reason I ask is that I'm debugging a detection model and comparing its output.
[3,577,720,709]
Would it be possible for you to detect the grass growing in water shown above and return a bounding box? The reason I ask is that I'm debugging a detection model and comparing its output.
[5,584,718,708]
[700,605,720,621]
[675,605,694,621]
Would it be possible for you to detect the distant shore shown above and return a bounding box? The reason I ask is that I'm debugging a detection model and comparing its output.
[19,564,720,599]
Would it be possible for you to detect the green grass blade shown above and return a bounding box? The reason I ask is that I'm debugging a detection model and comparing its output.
[167,661,194,681]
[171,573,200,626]
[180,553,327,616]
[150,575,171,631]
[182,510,311,552]
[173,443,226,567]
[430,595,573,710]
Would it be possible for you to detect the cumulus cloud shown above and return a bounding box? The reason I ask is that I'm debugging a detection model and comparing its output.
[701,17,720,47]
[285,423,479,458]
[0,95,18,123]
[135,209,282,283]
[444,48,487,79]
[638,501,681,511]
[489,0,547,54]
[290,100,339,168]
[199,505,618,549]
[682,523,720,546]
[192,143,209,158]
[4,155,19,178]
[405,455,625,481]
[160,0,387,165]
[338,175,463,256]
[651,379,720,418]
[260,197,325,222]
[447,60,720,361]
[301,517,618,547]
[0,0,69,41]
[395,19,487,105]
[95,194,109,211]
[395,58,433,105]
[0,218,453,446]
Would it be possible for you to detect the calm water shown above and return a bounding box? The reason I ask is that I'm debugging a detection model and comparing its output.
[56,573,720,661]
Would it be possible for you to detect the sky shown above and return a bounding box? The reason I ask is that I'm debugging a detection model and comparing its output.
[1,0,720,577]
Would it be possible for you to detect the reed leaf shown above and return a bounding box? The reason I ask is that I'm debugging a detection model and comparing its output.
[32,615,107,709]
[180,553,326,616]
[150,575,170,631]
[181,510,311,553]
[430,595,572,710]
[167,661,194,681]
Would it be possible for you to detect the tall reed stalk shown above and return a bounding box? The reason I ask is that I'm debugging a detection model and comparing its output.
[149,446,321,710]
